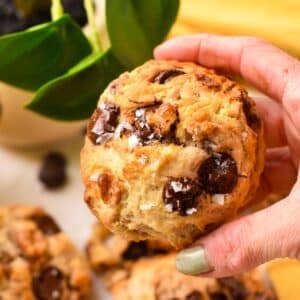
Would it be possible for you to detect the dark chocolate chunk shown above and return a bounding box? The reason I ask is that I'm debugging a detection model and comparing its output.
[133,106,156,143]
[198,153,238,194]
[218,277,248,300]
[43,152,67,167]
[32,266,65,300]
[185,290,203,300]
[88,102,120,145]
[242,98,261,131]
[153,70,185,84]
[129,104,178,146]
[38,152,67,189]
[122,241,149,261]
[31,214,61,235]
[209,292,228,300]
[163,177,202,216]
[122,241,168,261]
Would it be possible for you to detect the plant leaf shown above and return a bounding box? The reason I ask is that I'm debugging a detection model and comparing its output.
[131,0,180,47]
[106,0,180,69]
[26,49,125,120]
[0,14,91,91]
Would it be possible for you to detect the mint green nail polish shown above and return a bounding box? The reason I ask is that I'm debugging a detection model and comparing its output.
[176,246,212,275]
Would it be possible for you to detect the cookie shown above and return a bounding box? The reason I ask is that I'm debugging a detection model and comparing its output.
[86,222,171,272]
[0,205,91,300]
[107,254,276,300]
[81,59,265,248]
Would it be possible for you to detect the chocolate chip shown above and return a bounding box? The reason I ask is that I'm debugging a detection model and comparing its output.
[163,177,202,216]
[122,241,168,261]
[209,292,228,300]
[43,152,66,167]
[88,102,120,145]
[31,214,61,235]
[32,266,65,300]
[198,153,238,194]
[186,290,203,300]
[38,152,67,189]
[153,70,185,84]
[218,277,248,300]
[127,103,178,146]
[122,241,149,260]
[242,98,261,131]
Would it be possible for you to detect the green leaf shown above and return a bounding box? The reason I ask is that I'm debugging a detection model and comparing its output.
[131,0,180,47]
[26,49,125,120]
[106,0,180,69]
[0,14,92,91]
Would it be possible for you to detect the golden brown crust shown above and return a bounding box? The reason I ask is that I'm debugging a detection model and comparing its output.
[81,59,265,248]
[0,205,91,300]
[107,254,276,300]
[86,222,171,272]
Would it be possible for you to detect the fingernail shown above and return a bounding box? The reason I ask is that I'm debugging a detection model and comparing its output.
[176,246,212,275]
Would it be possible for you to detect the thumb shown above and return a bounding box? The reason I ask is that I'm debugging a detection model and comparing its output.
[176,189,300,277]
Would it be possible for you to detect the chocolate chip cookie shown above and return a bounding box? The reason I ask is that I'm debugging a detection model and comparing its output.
[81,59,265,248]
[0,205,91,299]
[86,222,171,272]
[107,254,276,300]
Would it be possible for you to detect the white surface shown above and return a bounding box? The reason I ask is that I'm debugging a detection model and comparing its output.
[0,135,110,299]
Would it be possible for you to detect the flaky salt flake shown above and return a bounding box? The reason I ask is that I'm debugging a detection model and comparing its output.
[186,208,197,215]
[114,122,133,138]
[128,134,140,149]
[139,202,155,211]
[241,132,248,140]
[212,194,225,205]
[137,154,148,165]
[89,173,100,182]
[165,204,173,212]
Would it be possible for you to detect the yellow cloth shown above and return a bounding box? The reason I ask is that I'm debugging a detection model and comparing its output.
[171,0,300,58]
[172,1,300,299]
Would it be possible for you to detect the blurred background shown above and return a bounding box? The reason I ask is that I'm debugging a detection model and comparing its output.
[172,0,300,58]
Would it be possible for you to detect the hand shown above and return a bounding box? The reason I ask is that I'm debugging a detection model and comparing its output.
[154,34,300,277]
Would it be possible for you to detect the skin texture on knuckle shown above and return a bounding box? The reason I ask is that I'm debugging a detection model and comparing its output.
[206,218,257,276]
[281,194,300,259]
[225,218,258,274]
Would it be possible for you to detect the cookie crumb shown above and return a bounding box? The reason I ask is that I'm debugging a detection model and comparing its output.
[186,208,197,215]
[89,173,100,182]
[212,194,225,205]
[139,203,155,211]
[128,134,140,149]
[165,204,173,212]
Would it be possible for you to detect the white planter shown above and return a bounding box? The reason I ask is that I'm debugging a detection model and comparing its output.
[0,82,86,148]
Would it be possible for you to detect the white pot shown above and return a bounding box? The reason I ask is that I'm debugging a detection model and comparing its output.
[0,81,86,148]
